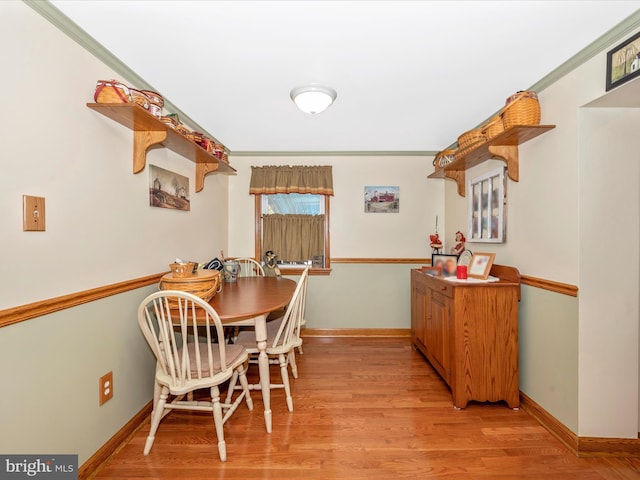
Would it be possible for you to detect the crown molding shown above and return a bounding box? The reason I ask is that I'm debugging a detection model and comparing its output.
[23,0,221,144]
[25,1,640,156]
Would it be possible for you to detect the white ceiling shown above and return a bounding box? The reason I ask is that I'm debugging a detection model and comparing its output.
[50,0,640,153]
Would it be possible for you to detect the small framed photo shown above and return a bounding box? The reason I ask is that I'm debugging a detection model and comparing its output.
[421,266,441,276]
[431,254,458,277]
[606,30,640,91]
[468,252,496,279]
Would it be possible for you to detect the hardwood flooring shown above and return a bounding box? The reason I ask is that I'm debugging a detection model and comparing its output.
[92,337,640,479]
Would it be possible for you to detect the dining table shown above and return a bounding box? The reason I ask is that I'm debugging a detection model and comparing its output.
[209,275,297,433]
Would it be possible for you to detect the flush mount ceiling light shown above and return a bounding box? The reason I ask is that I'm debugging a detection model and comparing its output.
[290,84,337,114]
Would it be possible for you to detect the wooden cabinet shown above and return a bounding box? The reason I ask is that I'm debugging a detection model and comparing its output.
[411,265,520,408]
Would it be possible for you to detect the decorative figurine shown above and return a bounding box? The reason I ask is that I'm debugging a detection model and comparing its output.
[429,216,443,254]
[263,250,281,277]
[451,230,466,256]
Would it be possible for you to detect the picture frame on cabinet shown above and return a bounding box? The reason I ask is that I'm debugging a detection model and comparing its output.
[606,30,640,91]
[467,166,506,243]
[421,265,441,276]
[468,252,495,279]
[431,254,458,277]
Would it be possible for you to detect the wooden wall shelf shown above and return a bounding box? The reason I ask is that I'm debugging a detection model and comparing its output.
[428,125,555,196]
[87,103,235,192]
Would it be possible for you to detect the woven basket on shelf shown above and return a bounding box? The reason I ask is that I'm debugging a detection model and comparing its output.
[502,90,540,129]
[457,128,486,148]
[159,269,221,308]
[130,89,150,110]
[433,148,457,170]
[140,90,164,118]
[94,80,131,104]
[482,115,504,140]
[175,124,191,137]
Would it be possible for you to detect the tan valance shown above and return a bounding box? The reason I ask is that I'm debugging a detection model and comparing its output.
[249,165,334,195]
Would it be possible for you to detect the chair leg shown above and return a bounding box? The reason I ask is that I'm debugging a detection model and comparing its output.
[237,361,253,411]
[210,385,227,462]
[279,353,293,412]
[225,370,239,405]
[289,350,298,379]
[144,386,169,455]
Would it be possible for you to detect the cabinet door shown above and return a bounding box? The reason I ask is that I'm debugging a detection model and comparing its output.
[426,291,451,384]
[411,279,427,349]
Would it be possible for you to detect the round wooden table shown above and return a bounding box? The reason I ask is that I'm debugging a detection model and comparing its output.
[209,276,296,433]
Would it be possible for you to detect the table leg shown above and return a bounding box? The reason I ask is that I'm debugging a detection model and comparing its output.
[253,314,272,433]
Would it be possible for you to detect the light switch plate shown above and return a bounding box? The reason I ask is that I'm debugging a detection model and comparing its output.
[23,195,46,231]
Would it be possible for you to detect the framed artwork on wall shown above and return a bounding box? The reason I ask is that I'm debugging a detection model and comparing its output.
[606,30,640,91]
[149,164,190,211]
[467,166,506,243]
[364,186,399,213]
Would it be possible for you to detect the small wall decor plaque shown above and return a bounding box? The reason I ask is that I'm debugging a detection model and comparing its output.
[149,164,190,211]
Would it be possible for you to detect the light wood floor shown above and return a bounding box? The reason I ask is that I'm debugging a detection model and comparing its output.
[93,337,640,479]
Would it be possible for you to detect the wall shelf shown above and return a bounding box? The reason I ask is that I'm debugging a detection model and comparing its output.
[428,125,555,196]
[87,103,235,192]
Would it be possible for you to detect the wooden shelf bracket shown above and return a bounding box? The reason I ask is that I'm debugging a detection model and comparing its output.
[133,130,167,173]
[487,145,519,182]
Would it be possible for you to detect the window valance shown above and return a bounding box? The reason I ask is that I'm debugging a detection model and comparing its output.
[249,165,334,195]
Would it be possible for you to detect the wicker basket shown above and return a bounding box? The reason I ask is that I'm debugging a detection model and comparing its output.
[175,124,191,137]
[94,80,131,104]
[502,91,540,129]
[169,262,197,278]
[140,90,164,118]
[159,269,221,307]
[458,128,486,148]
[482,115,504,139]
[433,148,456,170]
[130,89,150,110]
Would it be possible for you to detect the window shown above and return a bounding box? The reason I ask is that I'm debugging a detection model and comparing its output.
[254,194,330,274]
[250,165,333,274]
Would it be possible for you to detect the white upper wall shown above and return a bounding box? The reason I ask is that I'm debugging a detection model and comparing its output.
[0,1,229,310]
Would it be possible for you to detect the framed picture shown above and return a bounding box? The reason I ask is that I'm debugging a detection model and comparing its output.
[149,164,190,211]
[606,30,640,91]
[421,266,441,276]
[431,253,458,277]
[468,252,496,279]
[468,166,506,243]
[364,186,399,213]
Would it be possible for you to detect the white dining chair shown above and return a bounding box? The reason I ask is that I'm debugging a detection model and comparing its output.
[137,290,253,462]
[235,257,265,277]
[226,266,309,413]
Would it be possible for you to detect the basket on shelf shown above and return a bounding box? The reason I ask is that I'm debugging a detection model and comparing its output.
[130,89,150,110]
[482,115,504,140]
[140,90,164,118]
[433,148,457,170]
[160,115,178,128]
[457,128,486,149]
[94,80,131,104]
[175,124,191,137]
[502,90,540,129]
[159,268,221,307]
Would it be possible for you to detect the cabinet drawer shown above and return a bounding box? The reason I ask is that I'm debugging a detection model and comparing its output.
[431,281,453,298]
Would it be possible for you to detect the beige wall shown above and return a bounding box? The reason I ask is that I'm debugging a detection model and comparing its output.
[0,2,230,463]
[440,30,640,437]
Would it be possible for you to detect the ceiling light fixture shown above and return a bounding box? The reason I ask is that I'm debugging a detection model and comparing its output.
[290,84,337,114]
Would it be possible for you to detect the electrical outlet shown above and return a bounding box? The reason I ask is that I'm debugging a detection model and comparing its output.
[99,371,113,405]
